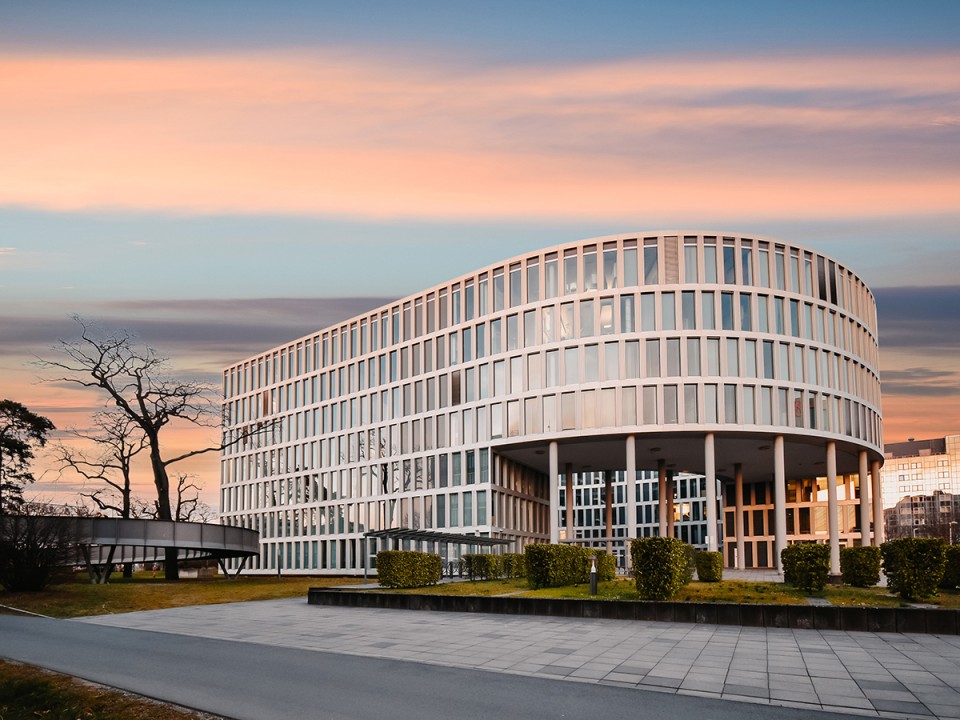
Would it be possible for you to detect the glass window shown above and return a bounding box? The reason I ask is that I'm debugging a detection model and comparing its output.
[541,306,556,343]
[664,385,678,424]
[478,274,489,315]
[721,292,734,330]
[790,299,800,337]
[744,385,756,424]
[564,346,578,384]
[758,295,769,332]
[509,264,522,307]
[684,384,698,423]
[582,389,597,427]
[645,339,660,377]
[604,341,619,380]
[620,295,635,332]
[580,299,595,336]
[681,291,696,329]
[739,293,752,331]
[524,310,536,347]
[526,261,539,303]
[666,338,680,376]
[723,244,736,284]
[702,291,716,330]
[741,246,752,285]
[493,270,505,311]
[583,250,598,291]
[603,248,617,289]
[491,403,503,438]
[563,252,578,294]
[507,314,519,350]
[507,400,520,436]
[527,353,541,390]
[546,349,559,386]
[560,302,574,340]
[623,246,638,286]
[561,392,576,429]
[599,298,614,335]
[758,249,770,287]
[705,384,718,423]
[643,241,658,284]
[491,319,502,354]
[544,255,558,299]
[726,338,739,375]
[684,241,698,283]
[703,239,718,283]
[464,282,474,322]
[745,339,757,377]
[640,293,656,331]
[510,355,522,393]
[707,338,720,375]
[583,345,599,382]
[642,386,657,424]
[661,292,676,331]
[625,341,640,378]
[494,360,505,395]
[686,337,701,375]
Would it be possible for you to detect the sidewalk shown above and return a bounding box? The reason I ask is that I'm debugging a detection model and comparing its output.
[78,598,960,719]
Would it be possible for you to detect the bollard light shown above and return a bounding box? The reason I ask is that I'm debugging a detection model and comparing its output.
[590,557,598,596]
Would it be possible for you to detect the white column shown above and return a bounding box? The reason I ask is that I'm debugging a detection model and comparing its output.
[705,432,718,552]
[666,471,675,539]
[735,463,745,570]
[871,459,884,545]
[858,450,871,547]
[564,463,574,542]
[625,435,637,570]
[605,472,613,553]
[774,435,786,573]
[826,441,840,577]
[549,441,560,544]
[658,458,667,537]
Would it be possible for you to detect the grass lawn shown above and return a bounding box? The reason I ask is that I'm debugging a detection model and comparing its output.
[388,577,960,608]
[0,573,358,619]
[0,660,218,720]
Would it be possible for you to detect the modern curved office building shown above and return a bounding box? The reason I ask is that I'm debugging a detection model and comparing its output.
[220,232,884,575]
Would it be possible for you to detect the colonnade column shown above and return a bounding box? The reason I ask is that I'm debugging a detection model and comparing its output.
[605,472,613,553]
[666,471,676,539]
[705,433,718,552]
[871,459,884,545]
[564,463,574,543]
[735,463,745,570]
[858,450,871,547]
[773,435,786,573]
[826,441,841,578]
[625,435,637,570]
[549,441,560,544]
[658,458,668,537]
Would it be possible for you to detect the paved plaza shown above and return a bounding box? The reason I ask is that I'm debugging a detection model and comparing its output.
[78,598,960,719]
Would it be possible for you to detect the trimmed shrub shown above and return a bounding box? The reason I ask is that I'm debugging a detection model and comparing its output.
[501,553,527,579]
[882,538,947,601]
[376,550,442,588]
[681,543,697,583]
[840,546,881,587]
[525,543,591,588]
[941,544,960,590]
[781,543,830,592]
[464,553,502,580]
[631,537,691,600]
[695,550,723,582]
[590,549,617,582]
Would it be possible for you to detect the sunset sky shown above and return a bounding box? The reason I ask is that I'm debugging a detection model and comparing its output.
[2,1,959,509]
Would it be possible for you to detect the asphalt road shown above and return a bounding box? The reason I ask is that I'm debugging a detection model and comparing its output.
[1,615,865,720]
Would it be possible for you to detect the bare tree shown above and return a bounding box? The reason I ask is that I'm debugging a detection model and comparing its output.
[54,410,148,520]
[37,317,256,579]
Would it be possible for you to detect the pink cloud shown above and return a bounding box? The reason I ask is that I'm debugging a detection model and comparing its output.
[0,51,957,221]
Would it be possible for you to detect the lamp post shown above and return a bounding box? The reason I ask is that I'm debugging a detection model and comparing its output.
[950,521,958,545]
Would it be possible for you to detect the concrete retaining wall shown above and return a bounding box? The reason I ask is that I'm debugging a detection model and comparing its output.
[306,589,959,635]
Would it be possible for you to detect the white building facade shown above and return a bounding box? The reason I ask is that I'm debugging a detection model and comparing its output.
[220,232,884,575]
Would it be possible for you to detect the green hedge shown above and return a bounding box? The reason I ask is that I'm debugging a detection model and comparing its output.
[501,553,527,579]
[525,544,592,588]
[590,549,616,582]
[941,545,960,590]
[882,538,947,601]
[376,550,442,588]
[840,546,881,587]
[781,543,830,592]
[631,537,691,600]
[464,554,502,580]
[695,550,723,582]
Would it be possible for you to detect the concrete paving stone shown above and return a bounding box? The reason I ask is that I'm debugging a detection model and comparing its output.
[604,671,644,684]
[925,705,960,719]
[816,694,875,709]
[722,684,769,698]
[869,699,934,716]
[640,675,684,689]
